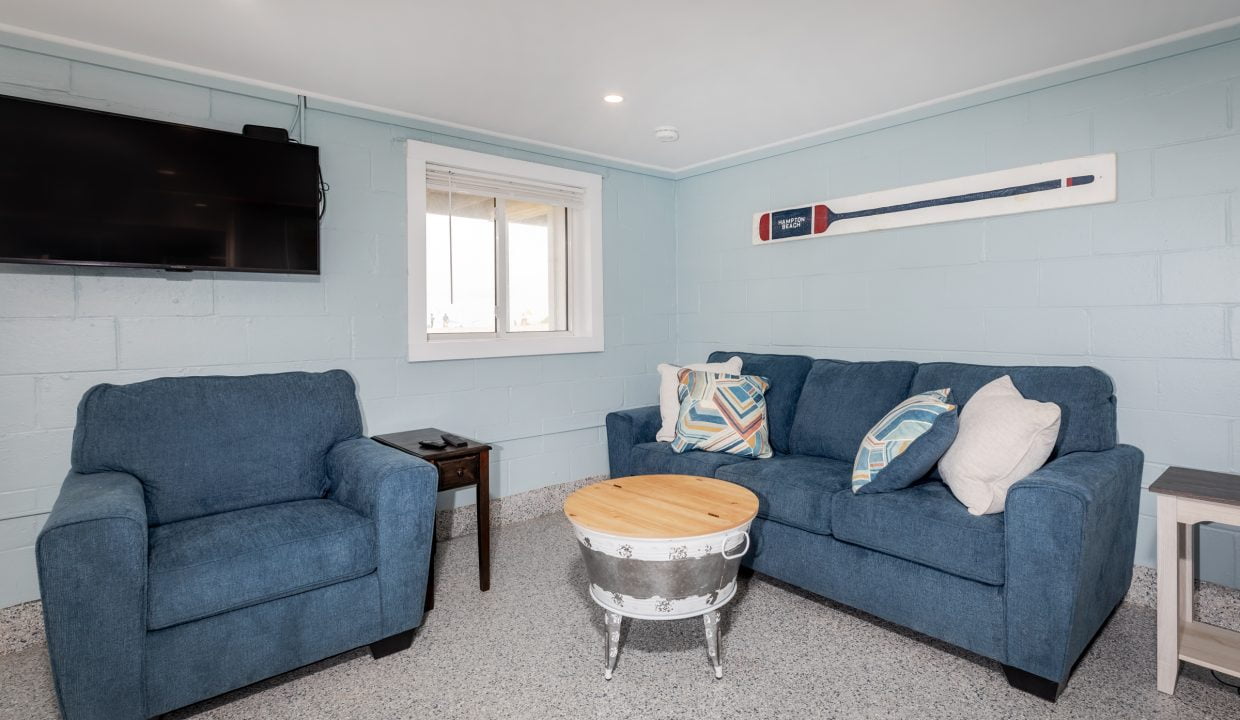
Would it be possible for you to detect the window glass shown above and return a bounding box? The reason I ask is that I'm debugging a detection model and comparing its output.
[506,201,568,333]
[426,190,495,334]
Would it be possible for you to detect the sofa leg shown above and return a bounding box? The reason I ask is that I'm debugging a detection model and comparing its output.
[1001,664,1065,701]
[369,629,415,659]
[1001,599,1121,701]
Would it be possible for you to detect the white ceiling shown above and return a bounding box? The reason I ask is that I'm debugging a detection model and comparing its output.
[2,1,1240,172]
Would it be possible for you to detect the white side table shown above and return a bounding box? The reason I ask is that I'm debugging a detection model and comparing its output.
[1152,466,1240,694]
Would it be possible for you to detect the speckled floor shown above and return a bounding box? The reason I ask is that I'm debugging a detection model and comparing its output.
[3,512,1240,720]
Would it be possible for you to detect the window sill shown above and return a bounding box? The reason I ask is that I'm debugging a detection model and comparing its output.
[408,334,603,362]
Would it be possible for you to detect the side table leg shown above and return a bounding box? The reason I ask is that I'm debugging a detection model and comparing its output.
[477,450,491,592]
[703,610,723,679]
[1179,522,1194,625]
[604,611,623,680]
[424,517,437,612]
[1156,495,1180,694]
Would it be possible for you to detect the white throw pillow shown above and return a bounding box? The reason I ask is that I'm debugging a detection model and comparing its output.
[655,357,742,442]
[938,375,1061,515]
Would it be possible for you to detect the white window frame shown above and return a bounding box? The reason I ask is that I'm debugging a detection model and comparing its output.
[406,141,604,362]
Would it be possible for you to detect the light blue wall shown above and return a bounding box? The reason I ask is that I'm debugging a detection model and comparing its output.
[0,44,676,606]
[675,39,1240,588]
[2,34,1239,609]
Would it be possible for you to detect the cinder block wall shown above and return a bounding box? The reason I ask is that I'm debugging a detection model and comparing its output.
[0,43,676,607]
[675,40,1240,587]
[2,33,1238,609]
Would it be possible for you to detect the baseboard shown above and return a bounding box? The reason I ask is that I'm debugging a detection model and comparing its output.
[433,475,605,541]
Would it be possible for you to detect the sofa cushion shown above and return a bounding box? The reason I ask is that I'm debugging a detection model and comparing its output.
[628,441,753,477]
[73,370,364,525]
[831,482,1006,585]
[908,363,1114,457]
[715,454,852,536]
[788,360,918,461]
[708,352,812,454]
[147,499,376,630]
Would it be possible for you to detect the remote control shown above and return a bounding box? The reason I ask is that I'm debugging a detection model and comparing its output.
[418,439,447,450]
[440,433,468,448]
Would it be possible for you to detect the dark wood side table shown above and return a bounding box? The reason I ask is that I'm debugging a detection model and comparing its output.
[373,428,491,611]
[1150,466,1240,694]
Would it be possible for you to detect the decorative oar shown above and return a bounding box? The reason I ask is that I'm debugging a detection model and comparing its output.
[757,174,1096,242]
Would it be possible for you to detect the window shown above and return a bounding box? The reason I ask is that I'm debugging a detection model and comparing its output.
[407,142,603,361]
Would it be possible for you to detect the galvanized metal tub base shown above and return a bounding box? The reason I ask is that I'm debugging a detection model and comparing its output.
[588,579,739,621]
[570,521,751,618]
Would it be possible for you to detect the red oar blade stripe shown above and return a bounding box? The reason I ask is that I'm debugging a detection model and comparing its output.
[758,213,771,241]
[813,205,829,234]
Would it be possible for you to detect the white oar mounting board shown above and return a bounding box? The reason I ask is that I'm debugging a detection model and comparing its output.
[753,153,1116,245]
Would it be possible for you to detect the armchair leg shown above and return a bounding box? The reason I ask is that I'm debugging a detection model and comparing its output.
[369,629,415,659]
[1001,664,1065,701]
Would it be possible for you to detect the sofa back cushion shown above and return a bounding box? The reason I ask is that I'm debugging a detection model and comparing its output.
[72,370,364,526]
[908,363,1115,457]
[707,351,812,454]
[788,360,918,461]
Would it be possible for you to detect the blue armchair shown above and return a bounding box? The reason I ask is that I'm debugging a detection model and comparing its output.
[36,370,438,720]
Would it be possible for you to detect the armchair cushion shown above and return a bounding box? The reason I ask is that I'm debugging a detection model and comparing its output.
[147,499,376,630]
[72,370,364,525]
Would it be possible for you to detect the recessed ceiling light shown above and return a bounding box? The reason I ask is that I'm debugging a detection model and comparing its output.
[603,94,624,104]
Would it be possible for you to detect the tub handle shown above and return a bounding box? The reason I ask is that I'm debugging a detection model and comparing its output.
[721,531,750,560]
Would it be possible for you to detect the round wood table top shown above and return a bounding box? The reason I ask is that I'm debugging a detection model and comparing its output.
[563,474,759,539]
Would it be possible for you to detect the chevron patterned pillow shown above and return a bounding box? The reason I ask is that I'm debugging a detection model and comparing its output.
[671,369,773,459]
[852,388,958,494]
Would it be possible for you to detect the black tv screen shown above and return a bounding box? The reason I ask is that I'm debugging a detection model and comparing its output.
[0,94,320,274]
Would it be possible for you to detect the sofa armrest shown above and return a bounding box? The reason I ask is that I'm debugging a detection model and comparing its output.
[1004,444,1143,683]
[605,405,662,478]
[37,471,149,720]
[327,438,438,636]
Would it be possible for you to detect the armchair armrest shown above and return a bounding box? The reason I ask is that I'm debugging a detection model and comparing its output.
[37,471,148,720]
[1004,444,1143,683]
[605,404,662,478]
[327,438,438,636]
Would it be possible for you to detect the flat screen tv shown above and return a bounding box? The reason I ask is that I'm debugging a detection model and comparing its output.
[0,94,321,274]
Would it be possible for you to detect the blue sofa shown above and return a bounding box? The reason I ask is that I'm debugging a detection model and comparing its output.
[606,352,1142,700]
[36,370,438,720]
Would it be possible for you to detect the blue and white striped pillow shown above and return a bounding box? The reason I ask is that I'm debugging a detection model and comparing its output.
[671,370,773,459]
[852,389,958,494]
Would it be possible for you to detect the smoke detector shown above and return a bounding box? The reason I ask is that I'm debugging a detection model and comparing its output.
[653,126,680,143]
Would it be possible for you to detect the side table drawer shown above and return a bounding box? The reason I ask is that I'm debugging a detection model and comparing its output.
[437,457,479,490]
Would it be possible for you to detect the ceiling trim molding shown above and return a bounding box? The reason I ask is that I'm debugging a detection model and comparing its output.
[2,16,1239,180]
